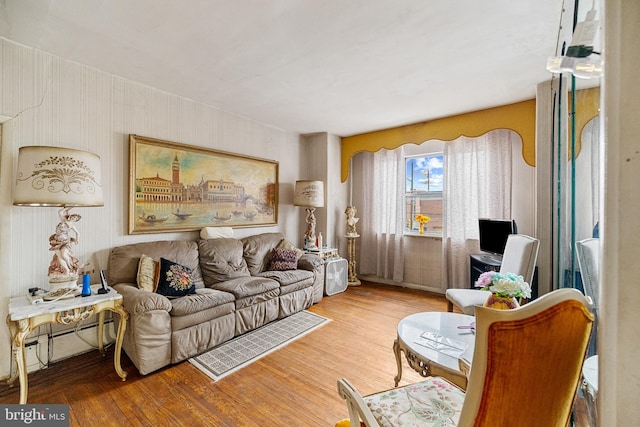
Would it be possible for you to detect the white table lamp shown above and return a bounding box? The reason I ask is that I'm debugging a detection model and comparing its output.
[14,146,104,291]
[293,180,324,250]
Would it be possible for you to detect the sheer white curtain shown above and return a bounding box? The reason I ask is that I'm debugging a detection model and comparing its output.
[575,116,600,239]
[355,147,405,282]
[443,130,515,289]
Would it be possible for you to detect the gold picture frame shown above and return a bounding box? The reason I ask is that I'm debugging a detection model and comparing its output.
[129,134,278,234]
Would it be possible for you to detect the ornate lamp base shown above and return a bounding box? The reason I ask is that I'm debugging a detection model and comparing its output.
[49,278,79,292]
[303,207,318,250]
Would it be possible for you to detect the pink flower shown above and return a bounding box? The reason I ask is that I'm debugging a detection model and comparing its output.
[475,271,497,288]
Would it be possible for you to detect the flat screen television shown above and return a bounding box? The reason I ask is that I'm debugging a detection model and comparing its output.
[478,218,517,257]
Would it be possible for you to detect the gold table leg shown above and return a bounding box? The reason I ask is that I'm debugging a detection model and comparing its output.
[105,302,128,381]
[98,311,106,355]
[393,338,403,387]
[6,316,31,404]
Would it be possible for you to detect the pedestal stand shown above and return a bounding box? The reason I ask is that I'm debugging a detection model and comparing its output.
[345,234,361,286]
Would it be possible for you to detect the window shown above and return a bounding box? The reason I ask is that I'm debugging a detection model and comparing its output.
[405,153,443,234]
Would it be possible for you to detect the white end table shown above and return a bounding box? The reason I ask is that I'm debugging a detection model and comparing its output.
[6,285,128,404]
[394,312,476,390]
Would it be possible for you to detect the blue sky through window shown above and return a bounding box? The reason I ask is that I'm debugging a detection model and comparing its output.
[406,154,444,193]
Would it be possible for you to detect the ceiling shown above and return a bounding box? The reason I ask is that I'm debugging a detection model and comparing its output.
[0,0,574,137]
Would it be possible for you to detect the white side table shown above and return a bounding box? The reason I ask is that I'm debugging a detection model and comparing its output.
[394,312,475,390]
[6,285,128,404]
[305,247,339,260]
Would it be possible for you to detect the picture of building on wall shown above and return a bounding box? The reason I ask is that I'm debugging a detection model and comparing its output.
[129,134,278,234]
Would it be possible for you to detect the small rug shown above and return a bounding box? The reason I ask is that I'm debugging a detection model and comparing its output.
[189,310,331,381]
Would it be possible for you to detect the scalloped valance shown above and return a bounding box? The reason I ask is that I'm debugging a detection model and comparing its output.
[341,88,600,183]
[341,100,535,182]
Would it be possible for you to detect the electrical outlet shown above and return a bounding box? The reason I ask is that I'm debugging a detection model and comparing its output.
[24,336,48,373]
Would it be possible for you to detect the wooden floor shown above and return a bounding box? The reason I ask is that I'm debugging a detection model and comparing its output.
[0,282,593,426]
[0,282,441,426]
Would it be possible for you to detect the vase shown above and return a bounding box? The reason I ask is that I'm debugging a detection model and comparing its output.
[419,223,424,235]
[483,294,520,310]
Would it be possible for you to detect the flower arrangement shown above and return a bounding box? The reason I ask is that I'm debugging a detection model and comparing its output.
[474,271,531,299]
[415,214,430,235]
[415,214,431,224]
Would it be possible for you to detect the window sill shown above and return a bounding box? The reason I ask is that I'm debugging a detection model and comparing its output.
[405,231,442,239]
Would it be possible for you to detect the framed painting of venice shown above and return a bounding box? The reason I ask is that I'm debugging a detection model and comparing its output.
[129,134,278,234]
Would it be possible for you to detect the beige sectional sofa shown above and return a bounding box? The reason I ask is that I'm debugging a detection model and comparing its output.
[107,232,324,375]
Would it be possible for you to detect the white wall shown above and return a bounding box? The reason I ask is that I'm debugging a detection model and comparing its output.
[299,132,349,254]
[600,0,640,423]
[0,39,306,378]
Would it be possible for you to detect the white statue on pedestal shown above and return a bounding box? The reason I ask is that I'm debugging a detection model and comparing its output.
[345,205,359,236]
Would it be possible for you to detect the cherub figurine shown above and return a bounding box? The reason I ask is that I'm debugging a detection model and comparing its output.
[48,207,81,282]
[345,205,359,236]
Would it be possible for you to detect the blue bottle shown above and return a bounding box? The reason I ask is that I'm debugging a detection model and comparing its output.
[81,274,92,297]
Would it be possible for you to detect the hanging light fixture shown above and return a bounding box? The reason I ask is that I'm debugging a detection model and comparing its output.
[546,8,602,79]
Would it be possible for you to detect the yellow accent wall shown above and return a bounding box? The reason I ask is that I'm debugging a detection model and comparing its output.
[341,100,536,182]
[573,86,601,158]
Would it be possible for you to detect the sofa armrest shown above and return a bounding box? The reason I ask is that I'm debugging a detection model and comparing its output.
[297,253,323,272]
[113,283,172,315]
[112,283,173,375]
[297,254,325,304]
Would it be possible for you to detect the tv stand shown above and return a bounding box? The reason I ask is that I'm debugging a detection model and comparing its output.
[469,253,502,288]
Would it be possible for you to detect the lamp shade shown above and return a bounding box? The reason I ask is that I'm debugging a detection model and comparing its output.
[293,180,324,208]
[14,146,104,207]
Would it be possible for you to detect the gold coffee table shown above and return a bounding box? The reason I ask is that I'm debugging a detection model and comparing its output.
[394,312,476,390]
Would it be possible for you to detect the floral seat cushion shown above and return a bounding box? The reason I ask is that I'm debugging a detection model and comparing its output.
[364,376,465,427]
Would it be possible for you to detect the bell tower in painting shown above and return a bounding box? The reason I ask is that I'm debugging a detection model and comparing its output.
[172,153,180,185]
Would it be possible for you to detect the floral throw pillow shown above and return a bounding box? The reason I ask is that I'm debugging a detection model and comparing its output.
[155,257,196,297]
[268,248,300,271]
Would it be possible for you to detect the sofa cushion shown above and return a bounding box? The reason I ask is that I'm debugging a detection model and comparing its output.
[279,287,314,318]
[170,288,235,316]
[242,232,285,275]
[363,377,465,426]
[268,247,300,271]
[276,239,304,259]
[156,258,197,297]
[211,276,280,300]
[136,254,158,292]
[170,288,236,332]
[171,314,236,363]
[200,226,233,239]
[258,269,314,295]
[108,240,204,288]
[198,238,251,285]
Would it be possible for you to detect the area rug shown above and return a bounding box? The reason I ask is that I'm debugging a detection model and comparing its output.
[189,310,331,381]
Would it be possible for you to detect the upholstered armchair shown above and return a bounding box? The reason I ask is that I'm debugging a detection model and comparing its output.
[446,234,540,315]
[576,237,599,316]
[337,288,594,427]
[576,237,599,363]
